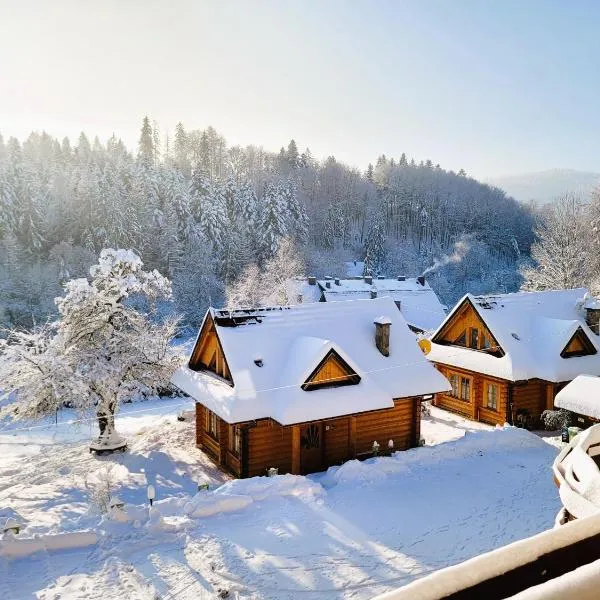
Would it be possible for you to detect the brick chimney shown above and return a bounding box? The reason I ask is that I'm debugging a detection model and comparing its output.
[307,276,316,286]
[374,316,391,356]
[585,297,600,335]
[334,277,341,286]
[364,275,373,285]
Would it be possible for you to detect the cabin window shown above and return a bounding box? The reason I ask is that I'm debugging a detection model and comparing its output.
[486,383,498,410]
[454,330,467,346]
[482,336,491,350]
[229,425,241,456]
[460,377,471,401]
[469,328,479,349]
[449,374,460,397]
[206,409,219,439]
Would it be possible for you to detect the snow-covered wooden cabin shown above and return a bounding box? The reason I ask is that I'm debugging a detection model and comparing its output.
[171,297,450,477]
[289,275,447,334]
[428,290,600,426]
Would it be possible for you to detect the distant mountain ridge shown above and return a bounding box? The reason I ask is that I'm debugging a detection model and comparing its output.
[487,169,600,205]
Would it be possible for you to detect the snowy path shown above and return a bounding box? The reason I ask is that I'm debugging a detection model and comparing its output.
[1,405,562,599]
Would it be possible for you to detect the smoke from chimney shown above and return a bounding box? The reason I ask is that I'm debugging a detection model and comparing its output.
[422,234,472,277]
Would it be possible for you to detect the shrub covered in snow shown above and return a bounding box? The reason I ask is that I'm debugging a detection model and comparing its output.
[541,408,574,431]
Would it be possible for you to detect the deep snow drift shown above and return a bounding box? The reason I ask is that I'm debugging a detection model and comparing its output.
[0,403,561,599]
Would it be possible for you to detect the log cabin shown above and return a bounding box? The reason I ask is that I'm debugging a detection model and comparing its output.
[171,297,450,477]
[287,275,447,334]
[427,289,600,427]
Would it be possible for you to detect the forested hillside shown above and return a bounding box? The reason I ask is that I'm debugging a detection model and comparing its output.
[0,117,534,329]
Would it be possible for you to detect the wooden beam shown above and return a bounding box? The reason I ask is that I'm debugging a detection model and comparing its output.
[546,383,555,411]
[219,418,228,466]
[292,425,301,475]
[348,416,357,458]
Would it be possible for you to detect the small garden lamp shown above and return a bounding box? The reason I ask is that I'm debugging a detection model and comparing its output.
[388,439,394,454]
[147,484,156,507]
[372,440,380,456]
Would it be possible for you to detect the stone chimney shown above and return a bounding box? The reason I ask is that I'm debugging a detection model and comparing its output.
[417,276,425,286]
[585,297,600,334]
[307,276,316,286]
[374,316,391,356]
[364,275,373,285]
[397,275,406,281]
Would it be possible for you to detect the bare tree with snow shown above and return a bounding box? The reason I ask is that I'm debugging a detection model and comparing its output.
[0,249,181,450]
[521,195,591,291]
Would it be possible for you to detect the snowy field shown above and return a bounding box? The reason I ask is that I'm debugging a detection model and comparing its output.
[1,403,562,599]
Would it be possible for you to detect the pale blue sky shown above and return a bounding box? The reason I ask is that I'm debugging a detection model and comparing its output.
[1,0,599,178]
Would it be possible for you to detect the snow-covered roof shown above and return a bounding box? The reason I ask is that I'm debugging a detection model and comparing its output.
[428,289,600,382]
[555,375,600,418]
[284,279,323,304]
[292,277,445,333]
[172,297,450,425]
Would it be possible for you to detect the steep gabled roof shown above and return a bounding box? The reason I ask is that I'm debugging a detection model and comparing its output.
[172,297,450,425]
[428,289,600,382]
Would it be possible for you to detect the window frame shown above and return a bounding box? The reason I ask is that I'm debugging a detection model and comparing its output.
[205,409,219,440]
[485,382,498,411]
[469,328,479,349]
[447,371,472,402]
[229,425,241,456]
[459,376,471,401]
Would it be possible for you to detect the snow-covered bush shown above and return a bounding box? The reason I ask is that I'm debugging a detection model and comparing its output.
[541,409,574,431]
[85,464,122,514]
[0,249,181,442]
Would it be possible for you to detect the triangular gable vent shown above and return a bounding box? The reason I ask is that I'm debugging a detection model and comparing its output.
[301,349,361,391]
[188,314,233,385]
[561,327,597,358]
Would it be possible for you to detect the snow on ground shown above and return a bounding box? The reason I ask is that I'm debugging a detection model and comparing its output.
[1,404,562,600]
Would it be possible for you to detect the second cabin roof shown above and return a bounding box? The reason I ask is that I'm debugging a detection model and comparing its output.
[428,289,600,382]
[172,297,450,425]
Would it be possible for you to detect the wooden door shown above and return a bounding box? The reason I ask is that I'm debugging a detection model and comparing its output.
[300,422,323,474]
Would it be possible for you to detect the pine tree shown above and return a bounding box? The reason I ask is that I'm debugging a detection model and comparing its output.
[173,121,190,176]
[287,139,299,169]
[137,116,154,166]
[399,153,408,167]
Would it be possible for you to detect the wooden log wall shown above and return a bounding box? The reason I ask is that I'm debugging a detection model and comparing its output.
[511,379,547,422]
[355,398,417,454]
[247,419,293,477]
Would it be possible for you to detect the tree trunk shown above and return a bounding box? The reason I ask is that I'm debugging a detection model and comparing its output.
[96,397,117,440]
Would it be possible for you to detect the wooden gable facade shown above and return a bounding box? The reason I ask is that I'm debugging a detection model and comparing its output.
[431,298,563,427]
[188,314,423,478]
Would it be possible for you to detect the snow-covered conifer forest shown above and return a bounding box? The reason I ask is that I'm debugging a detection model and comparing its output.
[0,117,535,330]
